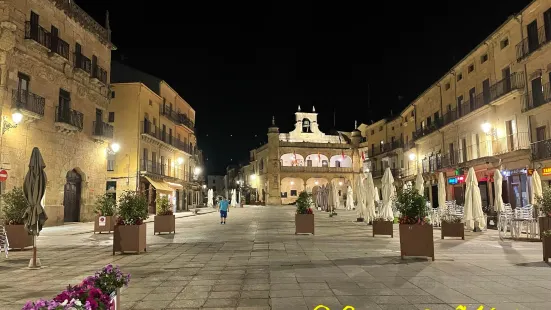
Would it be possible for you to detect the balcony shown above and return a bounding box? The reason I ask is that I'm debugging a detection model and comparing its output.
[179,113,195,131]
[369,139,404,157]
[161,107,180,124]
[12,89,45,120]
[91,65,108,84]
[140,158,185,180]
[49,37,70,61]
[403,140,415,151]
[436,132,530,170]
[439,73,525,129]
[141,120,194,154]
[413,119,443,140]
[516,25,551,62]
[74,53,92,75]
[24,21,51,50]
[370,167,401,179]
[532,138,551,161]
[279,165,353,173]
[55,106,84,134]
[523,82,551,112]
[92,121,114,141]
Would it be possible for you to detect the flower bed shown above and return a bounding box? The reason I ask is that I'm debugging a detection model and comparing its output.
[22,264,130,310]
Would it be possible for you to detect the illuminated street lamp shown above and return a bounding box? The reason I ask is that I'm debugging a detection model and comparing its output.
[194,167,202,175]
[110,143,120,153]
[177,157,184,165]
[481,122,492,134]
[409,153,416,161]
[12,109,23,124]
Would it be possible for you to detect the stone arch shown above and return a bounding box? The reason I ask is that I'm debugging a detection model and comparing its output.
[304,153,329,167]
[280,177,305,204]
[280,153,304,166]
[329,154,352,167]
[302,118,312,133]
[305,177,329,194]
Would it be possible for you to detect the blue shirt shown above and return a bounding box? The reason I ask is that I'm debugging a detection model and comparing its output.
[219,200,229,211]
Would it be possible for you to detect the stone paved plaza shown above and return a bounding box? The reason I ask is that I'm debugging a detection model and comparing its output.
[1,206,550,310]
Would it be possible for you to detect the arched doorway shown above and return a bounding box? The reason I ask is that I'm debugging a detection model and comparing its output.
[64,169,82,222]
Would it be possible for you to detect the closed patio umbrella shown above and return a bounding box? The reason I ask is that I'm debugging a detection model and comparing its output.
[494,169,504,213]
[415,173,424,197]
[346,185,354,211]
[381,168,395,221]
[22,147,48,268]
[438,172,446,210]
[464,167,485,230]
[531,170,543,206]
[355,176,365,219]
[374,186,380,201]
[364,172,376,223]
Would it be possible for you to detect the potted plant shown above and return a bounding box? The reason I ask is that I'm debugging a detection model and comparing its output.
[94,194,116,234]
[441,212,464,240]
[543,230,551,262]
[396,187,434,261]
[1,187,32,250]
[295,191,314,235]
[373,216,393,238]
[154,196,175,234]
[536,187,551,240]
[113,191,148,255]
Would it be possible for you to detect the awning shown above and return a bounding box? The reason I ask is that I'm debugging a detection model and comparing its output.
[144,176,172,194]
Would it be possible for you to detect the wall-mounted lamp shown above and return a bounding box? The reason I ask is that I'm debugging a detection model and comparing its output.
[2,110,23,134]
[409,153,416,161]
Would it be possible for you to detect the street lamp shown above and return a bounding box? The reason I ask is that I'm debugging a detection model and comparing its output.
[202,184,207,189]
[290,181,294,185]
[409,153,416,161]
[250,174,257,180]
[481,122,492,134]
[194,167,202,175]
[177,157,184,165]
[12,110,23,124]
[110,143,120,153]
[2,110,23,134]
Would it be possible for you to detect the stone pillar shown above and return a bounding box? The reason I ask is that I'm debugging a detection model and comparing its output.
[266,118,282,205]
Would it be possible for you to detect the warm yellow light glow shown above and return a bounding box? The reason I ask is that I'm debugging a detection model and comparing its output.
[290,181,295,185]
[202,184,207,189]
[111,143,120,153]
[314,181,319,185]
[194,167,202,174]
[339,181,343,186]
[481,122,491,134]
[250,174,257,180]
[409,153,416,161]
[177,157,184,165]
[12,111,23,124]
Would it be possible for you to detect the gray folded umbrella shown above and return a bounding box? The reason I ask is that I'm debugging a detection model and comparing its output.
[22,147,48,268]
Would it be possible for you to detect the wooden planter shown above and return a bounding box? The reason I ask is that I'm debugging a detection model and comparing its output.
[441,221,465,240]
[544,236,551,262]
[539,217,551,240]
[373,220,393,237]
[4,224,33,250]
[399,224,434,261]
[154,215,175,234]
[295,214,314,235]
[113,223,147,255]
[94,215,115,234]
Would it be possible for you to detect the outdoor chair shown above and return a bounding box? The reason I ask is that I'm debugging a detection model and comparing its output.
[512,205,538,239]
[0,222,8,258]
[498,203,514,239]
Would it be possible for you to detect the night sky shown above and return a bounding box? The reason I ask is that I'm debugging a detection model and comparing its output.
[76,0,532,175]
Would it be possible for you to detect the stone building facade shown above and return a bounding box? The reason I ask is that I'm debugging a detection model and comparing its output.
[107,63,201,213]
[360,0,551,209]
[0,0,113,226]
[247,107,362,205]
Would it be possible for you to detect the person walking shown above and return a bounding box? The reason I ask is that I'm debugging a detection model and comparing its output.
[218,197,229,224]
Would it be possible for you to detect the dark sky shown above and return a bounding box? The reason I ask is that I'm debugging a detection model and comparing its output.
[76,0,532,175]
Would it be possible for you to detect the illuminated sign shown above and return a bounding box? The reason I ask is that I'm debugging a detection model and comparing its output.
[448,176,465,185]
[543,167,551,176]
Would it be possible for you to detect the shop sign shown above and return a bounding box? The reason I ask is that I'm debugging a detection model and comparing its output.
[527,169,534,176]
[543,167,551,176]
[448,176,465,185]
[501,168,527,177]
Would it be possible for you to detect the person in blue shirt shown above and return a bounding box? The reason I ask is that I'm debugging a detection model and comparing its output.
[218,198,229,224]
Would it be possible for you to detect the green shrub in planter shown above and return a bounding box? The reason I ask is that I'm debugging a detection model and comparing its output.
[396,187,429,224]
[1,187,28,225]
[95,193,117,217]
[156,196,173,216]
[117,191,148,225]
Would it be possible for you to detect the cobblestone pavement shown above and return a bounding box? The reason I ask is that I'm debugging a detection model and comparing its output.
[1,206,550,310]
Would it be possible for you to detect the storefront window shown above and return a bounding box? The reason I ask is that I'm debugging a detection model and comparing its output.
[510,174,528,208]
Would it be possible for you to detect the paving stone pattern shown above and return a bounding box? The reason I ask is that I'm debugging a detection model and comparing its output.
[0,206,550,310]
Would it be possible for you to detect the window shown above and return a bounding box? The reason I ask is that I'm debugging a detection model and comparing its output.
[281,192,288,198]
[401,159,404,169]
[107,153,115,171]
[411,111,414,117]
[405,116,408,122]
[457,73,463,81]
[111,91,115,99]
[481,54,488,63]
[445,83,450,90]
[500,37,509,49]
[108,112,115,122]
[302,118,312,133]
[370,129,374,135]
[447,104,452,112]
[379,126,383,132]
[335,160,341,168]
[468,64,474,73]
[434,112,439,121]
[421,120,426,129]
[391,126,394,131]
[149,100,152,106]
[17,72,30,97]
[427,117,432,127]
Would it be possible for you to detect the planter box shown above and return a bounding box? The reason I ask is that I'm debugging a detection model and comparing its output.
[399,224,434,261]
[539,217,551,240]
[373,220,393,237]
[154,215,175,234]
[113,223,147,255]
[94,215,115,234]
[295,214,314,235]
[4,225,33,250]
[441,221,464,240]
[544,236,551,262]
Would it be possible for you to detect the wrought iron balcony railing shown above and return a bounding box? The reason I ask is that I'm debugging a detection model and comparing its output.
[12,89,46,117]
[92,65,108,84]
[74,53,92,74]
[92,121,114,139]
[532,138,551,161]
[50,36,70,60]
[55,106,84,130]
[142,120,194,154]
[522,82,551,112]
[516,25,551,61]
[24,21,51,49]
